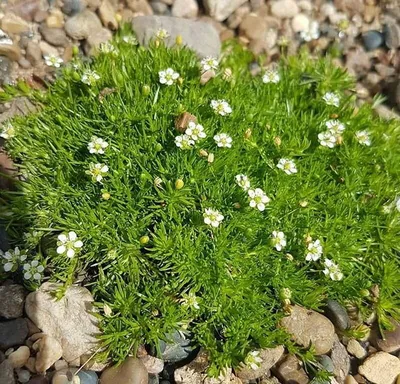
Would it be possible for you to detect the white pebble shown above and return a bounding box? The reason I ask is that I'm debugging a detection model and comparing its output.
[292,13,310,32]
[16,369,31,383]
[320,3,336,17]
[9,346,30,368]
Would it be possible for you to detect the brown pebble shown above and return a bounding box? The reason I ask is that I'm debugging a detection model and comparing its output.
[175,112,197,133]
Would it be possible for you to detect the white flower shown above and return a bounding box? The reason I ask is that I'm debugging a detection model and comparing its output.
[277,158,297,175]
[203,208,224,228]
[201,56,218,72]
[180,292,200,310]
[175,134,194,149]
[326,119,345,135]
[56,231,83,258]
[248,188,270,211]
[159,68,179,86]
[245,351,263,371]
[235,174,250,191]
[355,130,371,146]
[23,260,44,281]
[306,239,323,261]
[88,136,109,154]
[86,163,109,182]
[323,258,343,281]
[211,99,232,116]
[300,20,320,42]
[1,247,27,273]
[81,70,100,86]
[322,92,340,107]
[185,122,206,141]
[122,35,138,45]
[156,28,169,40]
[272,231,287,251]
[214,133,232,148]
[44,54,63,68]
[99,42,118,55]
[262,70,280,84]
[0,122,15,139]
[318,131,337,148]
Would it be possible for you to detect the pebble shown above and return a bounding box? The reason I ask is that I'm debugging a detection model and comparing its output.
[347,339,367,359]
[46,9,64,28]
[172,0,198,18]
[324,300,351,331]
[77,370,98,384]
[0,42,22,61]
[1,12,30,34]
[84,27,112,54]
[140,355,164,375]
[26,41,42,66]
[362,30,384,51]
[33,335,63,373]
[318,355,334,373]
[62,0,86,15]
[358,352,400,384]
[98,0,118,30]
[39,41,59,56]
[150,2,168,14]
[52,369,80,384]
[65,10,103,40]
[16,369,31,383]
[331,336,350,383]
[0,318,29,349]
[54,360,69,371]
[271,0,299,19]
[27,376,49,384]
[236,346,284,381]
[384,22,400,49]
[9,346,31,368]
[148,374,159,384]
[0,284,25,319]
[25,357,36,373]
[239,14,267,40]
[159,330,192,362]
[204,0,247,22]
[276,354,308,384]
[39,26,69,47]
[345,376,358,384]
[375,319,400,353]
[0,360,15,384]
[100,357,148,384]
[280,305,335,355]
[292,13,310,32]
[126,0,154,15]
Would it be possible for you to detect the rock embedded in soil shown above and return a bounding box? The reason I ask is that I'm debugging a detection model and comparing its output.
[132,16,221,59]
[275,354,309,384]
[358,352,400,384]
[204,0,248,22]
[0,284,25,319]
[0,359,15,384]
[324,300,351,331]
[0,318,29,349]
[33,334,63,373]
[25,283,100,363]
[331,335,350,383]
[65,10,103,40]
[236,345,284,381]
[100,357,148,384]
[280,305,335,355]
[8,345,30,368]
[347,339,367,359]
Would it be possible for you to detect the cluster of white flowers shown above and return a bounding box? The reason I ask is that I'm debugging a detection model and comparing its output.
[262,70,280,84]
[180,291,200,310]
[203,208,224,228]
[185,122,206,141]
[81,70,100,86]
[56,231,83,258]
[88,136,109,154]
[323,258,343,281]
[1,247,27,272]
[322,92,340,107]
[211,100,232,116]
[245,350,263,370]
[175,134,194,150]
[305,239,323,261]
[99,42,118,56]
[214,133,232,148]
[318,119,346,148]
[235,174,250,191]
[355,130,371,146]
[159,68,180,86]
[86,163,109,182]
[0,122,15,139]
[272,231,287,251]
[248,188,270,211]
[44,54,63,68]
[23,260,44,281]
[156,28,169,40]
[201,56,218,72]
[277,158,297,175]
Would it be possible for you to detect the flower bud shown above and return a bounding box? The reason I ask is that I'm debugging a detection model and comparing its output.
[155,142,162,152]
[299,200,308,207]
[244,128,252,139]
[175,179,184,190]
[102,192,111,200]
[176,35,183,46]
[142,85,151,96]
[207,153,214,163]
[72,45,79,57]
[140,235,150,245]
[154,40,160,48]
[72,72,81,81]
[115,13,122,22]
[199,149,208,157]
[178,77,184,85]
[274,136,281,146]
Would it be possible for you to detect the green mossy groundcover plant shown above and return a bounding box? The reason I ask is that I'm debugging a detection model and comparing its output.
[1,28,400,374]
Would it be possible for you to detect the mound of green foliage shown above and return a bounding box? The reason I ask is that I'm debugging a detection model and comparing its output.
[1,28,400,374]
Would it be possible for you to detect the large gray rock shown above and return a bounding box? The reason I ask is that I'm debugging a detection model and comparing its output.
[25,283,100,363]
[0,284,25,319]
[280,305,335,355]
[204,0,247,21]
[132,16,220,58]
[0,318,28,349]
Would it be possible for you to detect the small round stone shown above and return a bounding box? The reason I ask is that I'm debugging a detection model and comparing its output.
[362,30,384,51]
